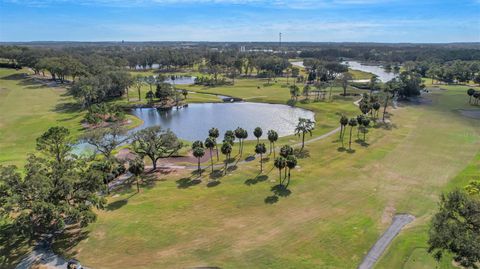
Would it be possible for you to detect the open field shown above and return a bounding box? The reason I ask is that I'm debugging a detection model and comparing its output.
[1,66,479,268]
[0,69,144,167]
[0,69,84,166]
[63,83,478,268]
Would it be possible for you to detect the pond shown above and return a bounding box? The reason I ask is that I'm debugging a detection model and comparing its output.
[130,102,315,141]
[164,76,196,85]
[343,61,396,82]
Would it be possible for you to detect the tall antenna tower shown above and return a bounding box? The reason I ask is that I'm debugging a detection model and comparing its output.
[279,32,282,49]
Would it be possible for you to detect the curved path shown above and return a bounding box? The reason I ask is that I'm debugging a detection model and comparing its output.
[358,214,415,269]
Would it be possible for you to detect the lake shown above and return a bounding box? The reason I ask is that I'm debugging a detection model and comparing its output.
[343,61,396,82]
[164,75,196,85]
[131,102,315,141]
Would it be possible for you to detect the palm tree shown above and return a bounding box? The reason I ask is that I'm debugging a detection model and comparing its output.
[182,89,188,99]
[338,72,353,96]
[192,140,203,149]
[221,142,232,174]
[348,118,358,150]
[356,115,364,139]
[339,115,349,148]
[128,157,145,193]
[133,75,144,101]
[369,75,379,94]
[303,85,310,100]
[234,127,247,155]
[274,156,286,184]
[467,88,476,104]
[253,127,263,144]
[209,127,220,160]
[280,144,294,179]
[146,75,156,93]
[474,91,480,105]
[372,102,381,120]
[280,144,293,158]
[285,155,297,187]
[267,130,279,157]
[204,137,216,173]
[193,147,205,175]
[362,118,371,141]
[146,91,154,104]
[294,118,315,150]
[289,85,300,101]
[255,143,267,172]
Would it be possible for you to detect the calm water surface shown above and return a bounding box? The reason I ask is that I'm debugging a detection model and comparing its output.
[131,102,315,141]
[344,61,396,82]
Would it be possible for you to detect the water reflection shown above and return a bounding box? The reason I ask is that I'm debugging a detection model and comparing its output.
[131,102,315,141]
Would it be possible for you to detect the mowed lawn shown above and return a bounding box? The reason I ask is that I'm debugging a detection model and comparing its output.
[0,68,84,167]
[70,83,479,268]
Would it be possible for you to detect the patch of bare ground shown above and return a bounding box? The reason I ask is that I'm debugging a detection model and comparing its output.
[458,109,480,119]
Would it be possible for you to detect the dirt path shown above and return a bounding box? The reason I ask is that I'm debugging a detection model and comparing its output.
[358,214,415,269]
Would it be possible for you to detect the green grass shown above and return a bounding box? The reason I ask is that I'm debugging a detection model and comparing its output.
[1,67,479,269]
[349,68,374,80]
[70,83,479,268]
[0,68,84,167]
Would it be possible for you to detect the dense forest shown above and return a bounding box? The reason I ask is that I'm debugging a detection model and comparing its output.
[0,42,479,106]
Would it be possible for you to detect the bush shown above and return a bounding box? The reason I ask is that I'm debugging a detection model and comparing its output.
[84,103,126,125]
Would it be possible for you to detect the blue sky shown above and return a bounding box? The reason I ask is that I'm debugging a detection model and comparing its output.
[0,0,479,42]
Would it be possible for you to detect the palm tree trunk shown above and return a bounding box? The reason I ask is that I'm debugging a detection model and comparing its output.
[339,125,343,139]
[279,168,282,184]
[349,126,353,150]
[273,142,276,158]
[210,149,214,173]
[138,87,141,101]
[136,176,140,193]
[383,96,389,122]
[216,144,219,160]
[302,133,305,150]
[259,153,263,172]
[198,158,201,174]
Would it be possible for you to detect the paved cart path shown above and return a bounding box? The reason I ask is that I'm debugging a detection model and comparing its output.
[358,214,415,269]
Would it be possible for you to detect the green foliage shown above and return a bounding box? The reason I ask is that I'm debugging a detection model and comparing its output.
[253,127,263,142]
[428,189,480,268]
[465,180,480,196]
[192,140,204,149]
[131,126,183,170]
[0,127,106,237]
[84,103,126,125]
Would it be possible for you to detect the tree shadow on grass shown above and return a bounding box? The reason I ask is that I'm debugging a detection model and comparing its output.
[245,175,269,186]
[337,147,347,152]
[271,184,292,197]
[264,195,279,204]
[244,155,255,162]
[209,170,224,180]
[176,177,201,189]
[53,101,82,114]
[373,121,397,130]
[226,165,238,173]
[206,181,221,188]
[0,223,32,269]
[106,199,128,211]
[346,149,356,154]
[294,149,310,159]
[52,225,90,258]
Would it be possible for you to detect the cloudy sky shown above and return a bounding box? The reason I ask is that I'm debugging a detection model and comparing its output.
[0,0,479,42]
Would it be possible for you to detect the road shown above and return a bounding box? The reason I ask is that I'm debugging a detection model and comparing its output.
[358,214,415,269]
